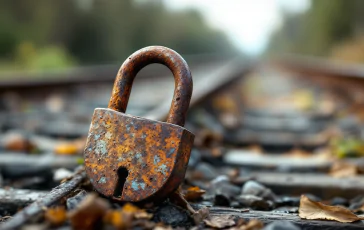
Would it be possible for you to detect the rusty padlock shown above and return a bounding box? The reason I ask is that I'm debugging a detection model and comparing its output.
[84,46,194,203]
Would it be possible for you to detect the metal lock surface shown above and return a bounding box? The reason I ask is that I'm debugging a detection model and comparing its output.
[84,46,194,203]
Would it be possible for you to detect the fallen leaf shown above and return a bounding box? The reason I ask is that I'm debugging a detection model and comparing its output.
[283,148,312,158]
[229,219,264,230]
[68,193,110,230]
[3,132,36,152]
[193,207,210,225]
[204,215,235,229]
[54,142,79,155]
[154,226,173,230]
[104,210,133,230]
[104,203,152,229]
[183,187,206,201]
[329,161,359,178]
[45,206,67,226]
[121,203,152,220]
[54,137,86,155]
[299,195,364,222]
[241,219,264,230]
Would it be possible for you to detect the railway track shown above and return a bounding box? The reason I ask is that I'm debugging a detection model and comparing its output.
[1,54,364,229]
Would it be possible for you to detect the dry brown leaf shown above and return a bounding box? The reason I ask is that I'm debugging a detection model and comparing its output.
[183,187,206,201]
[154,226,173,230]
[299,195,364,222]
[45,206,67,226]
[283,148,312,158]
[3,132,36,152]
[329,161,360,178]
[247,145,263,154]
[204,215,235,229]
[241,219,264,230]
[193,207,210,225]
[68,193,110,230]
[229,219,264,230]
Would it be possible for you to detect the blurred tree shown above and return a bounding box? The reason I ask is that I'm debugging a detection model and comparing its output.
[267,0,364,59]
[0,0,237,70]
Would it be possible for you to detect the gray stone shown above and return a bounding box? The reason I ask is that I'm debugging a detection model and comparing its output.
[241,180,276,201]
[153,203,192,227]
[237,194,273,210]
[194,162,218,180]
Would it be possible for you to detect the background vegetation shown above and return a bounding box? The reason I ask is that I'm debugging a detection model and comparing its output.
[0,0,236,71]
[267,0,364,62]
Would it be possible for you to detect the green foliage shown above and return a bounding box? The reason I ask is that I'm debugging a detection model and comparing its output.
[267,0,364,57]
[27,46,76,71]
[331,137,364,158]
[0,0,237,71]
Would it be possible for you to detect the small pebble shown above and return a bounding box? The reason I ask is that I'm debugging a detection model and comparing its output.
[194,163,218,180]
[153,203,192,227]
[331,197,348,206]
[275,196,300,207]
[237,194,273,211]
[214,193,230,206]
[230,201,241,208]
[54,168,73,181]
[272,206,298,214]
[241,180,276,201]
[208,175,241,200]
[188,149,201,168]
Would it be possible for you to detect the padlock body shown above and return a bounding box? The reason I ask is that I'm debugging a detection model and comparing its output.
[84,108,194,203]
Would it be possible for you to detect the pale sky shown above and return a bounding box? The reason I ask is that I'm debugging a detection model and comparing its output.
[162,0,310,56]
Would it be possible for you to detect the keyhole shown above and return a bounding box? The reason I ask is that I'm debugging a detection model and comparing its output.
[113,167,129,198]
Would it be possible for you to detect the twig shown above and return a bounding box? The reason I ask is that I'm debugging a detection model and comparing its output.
[0,167,86,230]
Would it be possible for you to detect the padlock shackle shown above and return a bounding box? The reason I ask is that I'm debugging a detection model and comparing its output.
[108,46,193,127]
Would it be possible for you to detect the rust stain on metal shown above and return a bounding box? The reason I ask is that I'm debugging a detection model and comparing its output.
[108,46,193,127]
[84,46,194,203]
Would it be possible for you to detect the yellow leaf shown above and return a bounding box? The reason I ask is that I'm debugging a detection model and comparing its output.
[299,195,364,223]
[103,203,152,229]
[293,89,314,111]
[68,194,110,230]
[183,186,206,201]
[104,210,132,230]
[54,143,79,155]
[45,206,67,226]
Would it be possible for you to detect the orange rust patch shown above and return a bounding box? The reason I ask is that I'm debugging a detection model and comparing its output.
[84,109,194,203]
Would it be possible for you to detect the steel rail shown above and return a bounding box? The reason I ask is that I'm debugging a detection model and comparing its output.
[0,57,253,229]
